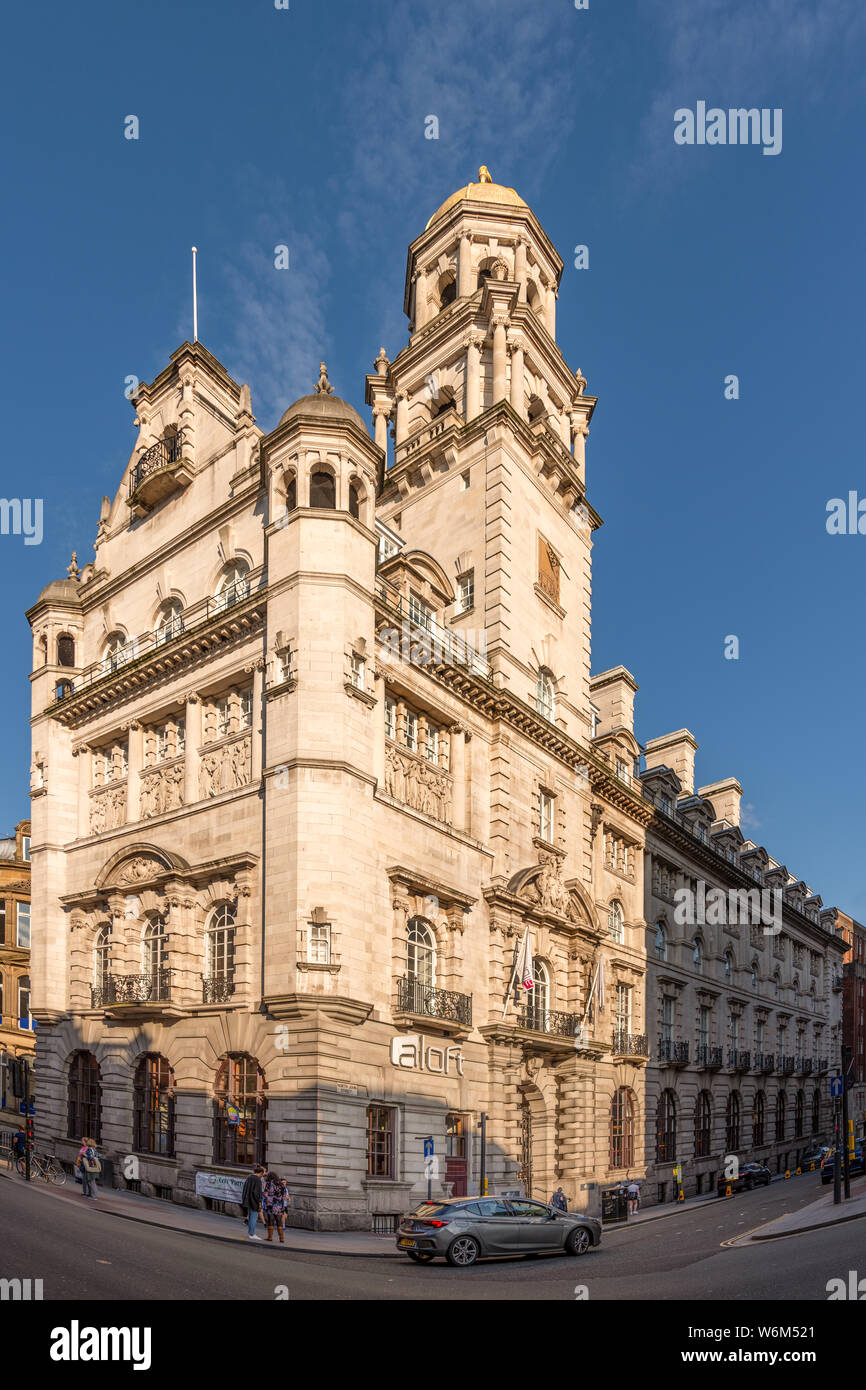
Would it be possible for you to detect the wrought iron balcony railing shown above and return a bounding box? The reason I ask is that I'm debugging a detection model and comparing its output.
[796,1056,813,1075]
[129,434,183,495]
[92,969,171,1008]
[755,1052,775,1073]
[696,1044,723,1069]
[658,1038,689,1066]
[780,1054,796,1074]
[516,1006,580,1038]
[727,1049,751,1071]
[612,1030,649,1058]
[396,977,472,1026]
[202,975,236,1004]
[375,577,493,682]
[814,1056,828,1074]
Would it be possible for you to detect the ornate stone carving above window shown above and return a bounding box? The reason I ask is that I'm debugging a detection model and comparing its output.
[140,763,184,818]
[90,786,127,833]
[198,734,252,799]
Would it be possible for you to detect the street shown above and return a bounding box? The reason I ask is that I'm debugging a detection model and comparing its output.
[1,1171,860,1301]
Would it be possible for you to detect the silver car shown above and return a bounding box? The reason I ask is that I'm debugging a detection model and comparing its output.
[395,1195,602,1267]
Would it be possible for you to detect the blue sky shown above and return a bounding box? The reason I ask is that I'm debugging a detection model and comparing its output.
[2,0,864,914]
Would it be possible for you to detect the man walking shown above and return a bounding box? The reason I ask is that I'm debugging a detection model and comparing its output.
[550,1186,568,1212]
[241,1164,265,1240]
[626,1179,641,1216]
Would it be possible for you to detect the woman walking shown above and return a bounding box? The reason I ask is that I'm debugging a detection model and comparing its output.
[261,1171,290,1242]
[76,1137,102,1199]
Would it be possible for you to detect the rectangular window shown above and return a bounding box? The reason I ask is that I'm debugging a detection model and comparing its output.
[175,720,185,756]
[239,689,253,731]
[537,536,561,604]
[615,983,631,1034]
[409,592,434,631]
[756,1019,765,1050]
[0,900,5,946]
[454,571,474,615]
[350,653,365,692]
[366,1105,395,1179]
[308,922,331,965]
[539,790,554,843]
[615,758,630,785]
[21,836,30,862]
[16,902,30,949]
[661,996,674,1043]
[216,697,232,738]
[405,710,418,753]
[157,726,170,762]
[19,981,30,1027]
[698,1006,710,1048]
[425,723,439,764]
[385,695,397,740]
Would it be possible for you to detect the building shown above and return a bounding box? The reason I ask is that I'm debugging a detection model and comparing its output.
[0,820,34,1118]
[641,739,846,1203]
[837,911,866,1139]
[26,173,656,1228]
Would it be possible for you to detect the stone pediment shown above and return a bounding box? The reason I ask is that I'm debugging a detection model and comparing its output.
[507,849,593,927]
[95,843,188,891]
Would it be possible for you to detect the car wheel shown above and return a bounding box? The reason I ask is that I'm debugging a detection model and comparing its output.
[446,1235,480,1267]
[405,1251,435,1263]
[567,1227,592,1256]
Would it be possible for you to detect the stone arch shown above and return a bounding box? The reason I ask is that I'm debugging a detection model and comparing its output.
[516,1076,556,1200]
[95,844,186,891]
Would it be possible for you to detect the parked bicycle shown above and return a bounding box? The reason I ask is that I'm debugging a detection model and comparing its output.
[15,1151,67,1185]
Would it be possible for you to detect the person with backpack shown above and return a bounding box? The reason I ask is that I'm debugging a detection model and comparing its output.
[76,1136,102,1198]
[240,1164,265,1239]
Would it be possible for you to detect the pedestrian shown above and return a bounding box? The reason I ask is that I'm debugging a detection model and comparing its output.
[240,1164,265,1240]
[550,1185,568,1212]
[626,1179,641,1216]
[261,1171,289,1242]
[76,1136,102,1199]
[12,1128,26,1161]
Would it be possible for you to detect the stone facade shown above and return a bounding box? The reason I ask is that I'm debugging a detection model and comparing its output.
[641,746,846,1204]
[0,820,34,1120]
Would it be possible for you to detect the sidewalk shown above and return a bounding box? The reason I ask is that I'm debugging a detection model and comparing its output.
[748,1172,866,1241]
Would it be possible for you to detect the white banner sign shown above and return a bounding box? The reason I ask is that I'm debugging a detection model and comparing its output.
[194,1171,246,1204]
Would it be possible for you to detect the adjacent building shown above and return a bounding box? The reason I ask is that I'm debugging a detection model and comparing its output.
[0,820,34,1118]
[837,910,866,1139]
[641,740,846,1203]
[27,173,659,1228]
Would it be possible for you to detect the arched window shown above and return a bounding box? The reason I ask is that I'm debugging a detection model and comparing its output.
[610,1088,635,1169]
[694,1091,713,1157]
[154,598,184,646]
[93,924,112,997]
[133,1054,175,1157]
[310,470,336,509]
[214,561,250,613]
[751,960,759,989]
[55,679,74,701]
[213,1053,266,1167]
[526,960,550,1031]
[773,969,781,999]
[57,633,76,667]
[102,631,135,674]
[438,272,457,308]
[527,280,543,316]
[775,1090,786,1142]
[654,923,667,961]
[656,1090,677,1163]
[753,1091,765,1147]
[142,916,167,992]
[18,975,30,1027]
[348,480,362,520]
[794,1089,805,1138]
[535,669,556,722]
[725,1091,741,1151]
[812,1087,821,1134]
[67,1050,101,1142]
[204,906,236,1002]
[693,939,703,974]
[723,950,733,981]
[284,474,297,512]
[406,917,436,989]
[608,901,624,944]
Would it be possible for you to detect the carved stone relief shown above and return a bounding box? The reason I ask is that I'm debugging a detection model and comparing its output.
[384,743,452,825]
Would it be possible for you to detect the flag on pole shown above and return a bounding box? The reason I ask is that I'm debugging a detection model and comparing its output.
[515,928,534,991]
[596,957,606,1014]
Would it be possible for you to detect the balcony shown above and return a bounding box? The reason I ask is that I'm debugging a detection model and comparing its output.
[658,1038,689,1067]
[127,434,193,516]
[375,577,493,682]
[814,1056,828,1074]
[517,1006,580,1039]
[395,977,472,1034]
[92,969,177,1019]
[755,1052,775,1073]
[779,1054,795,1075]
[611,1031,649,1063]
[832,972,844,992]
[727,1049,751,1072]
[796,1057,813,1075]
[696,1045,723,1070]
[202,975,236,1005]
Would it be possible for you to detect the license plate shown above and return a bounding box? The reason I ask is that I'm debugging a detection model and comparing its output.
[398,1238,416,1248]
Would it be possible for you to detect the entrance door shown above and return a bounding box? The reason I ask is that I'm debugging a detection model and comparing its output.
[445,1112,468,1196]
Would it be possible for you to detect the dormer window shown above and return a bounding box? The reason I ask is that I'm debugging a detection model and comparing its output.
[102,632,135,675]
[409,592,434,632]
[659,794,671,816]
[214,562,249,613]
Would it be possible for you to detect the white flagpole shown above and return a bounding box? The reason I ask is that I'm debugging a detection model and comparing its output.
[580,961,601,1031]
[191,246,198,343]
[501,928,526,1020]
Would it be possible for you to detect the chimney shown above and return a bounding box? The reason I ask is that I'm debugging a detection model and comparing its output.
[644,730,698,796]
[589,666,638,735]
[698,777,743,827]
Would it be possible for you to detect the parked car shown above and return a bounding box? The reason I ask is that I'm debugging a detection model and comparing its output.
[716,1163,772,1195]
[395,1195,602,1267]
[820,1146,864,1185]
[801,1146,832,1171]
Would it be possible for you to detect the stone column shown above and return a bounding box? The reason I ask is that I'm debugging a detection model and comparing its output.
[373,403,391,454]
[492,317,508,403]
[449,725,466,832]
[514,237,527,303]
[544,283,557,337]
[464,336,482,421]
[508,333,525,417]
[571,418,589,482]
[458,233,473,298]
[179,371,196,467]
[126,721,143,823]
[395,392,410,445]
[414,270,428,330]
[185,694,202,805]
[373,671,386,793]
[251,660,264,782]
[75,745,92,838]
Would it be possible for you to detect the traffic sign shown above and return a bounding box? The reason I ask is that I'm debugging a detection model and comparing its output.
[423,1138,434,1158]
[830,1075,844,1099]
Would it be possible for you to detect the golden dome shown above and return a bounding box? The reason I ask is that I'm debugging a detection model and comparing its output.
[426,172,528,230]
